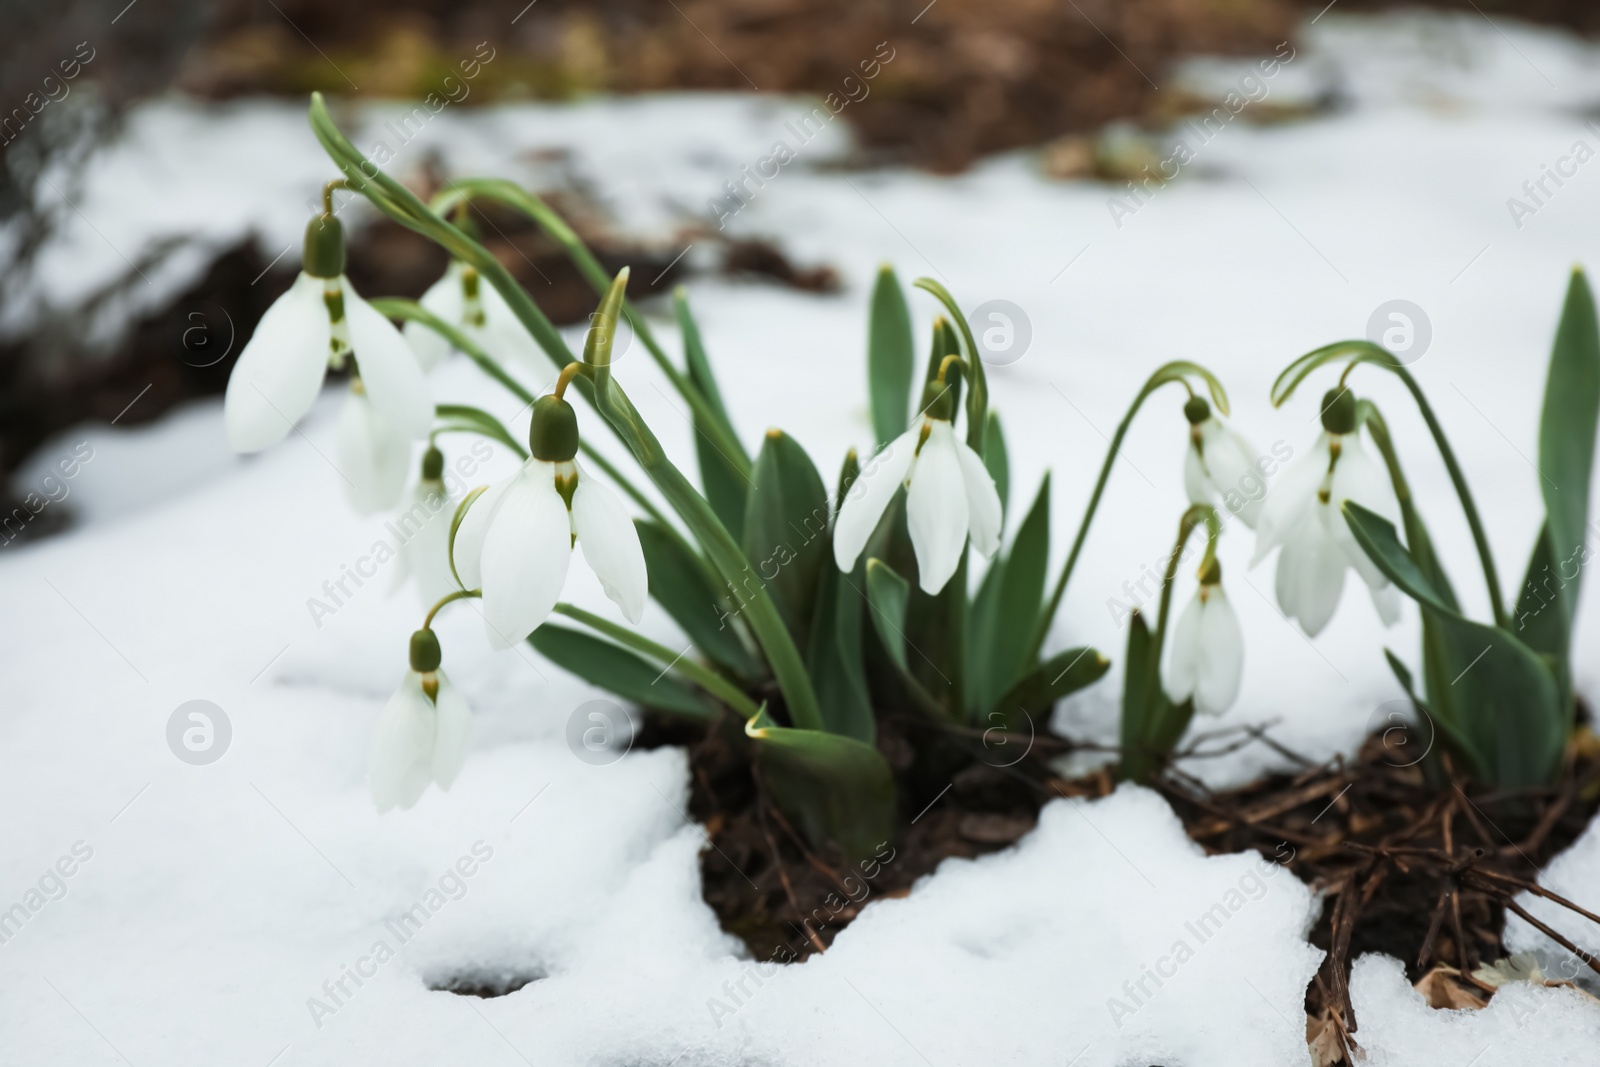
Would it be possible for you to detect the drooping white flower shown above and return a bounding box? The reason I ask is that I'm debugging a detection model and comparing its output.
[404,260,541,372]
[833,388,1001,595]
[225,215,431,455]
[1182,396,1264,529]
[392,447,459,610]
[1164,563,1244,716]
[451,394,646,649]
[370,629,472,812]
[1252,389,1401,637]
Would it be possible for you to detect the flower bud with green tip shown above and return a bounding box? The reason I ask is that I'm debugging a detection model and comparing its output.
[1163,556,1243,716]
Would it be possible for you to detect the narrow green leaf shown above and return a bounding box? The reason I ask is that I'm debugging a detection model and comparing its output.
[983,410,1009,521]
[741,431,830,648]
[635,520,759,680]
[674,289,735,430]
[527,624,710,718]
[1536,268,1600,628]
[746,707,894,862]
[981,475,1051,710]
[1384,648,1488,780]
[995,645,1109,726]
[1117,610,1186,782]
[446,485,489,590]
[965,554,1005,714]
[864,558,911,672]
[806,454,874,742]
[868,265,915,447]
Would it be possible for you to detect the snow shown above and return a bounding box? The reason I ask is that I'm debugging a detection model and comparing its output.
[5,9,1600,1065]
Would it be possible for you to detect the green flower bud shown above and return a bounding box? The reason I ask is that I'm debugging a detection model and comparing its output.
[1320,387,1357,435]
[409,628,442,673]
[921,380,956,421]
[302,214,345,279]
[1183,395,1211,425]
[421,446,445,482]
[530,394,580,461]
[1199,556,1222,586]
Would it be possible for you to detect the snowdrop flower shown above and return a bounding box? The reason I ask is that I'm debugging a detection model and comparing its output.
[833,380,1002,594]
[224,213,432,464]
[370,628,471,812]
[1182,396,1264,529]
[1252,388,1401,637]
[404,260,541,372]
[452,390,646,649]
[1164,559,1243,716]
[393,447,459,610]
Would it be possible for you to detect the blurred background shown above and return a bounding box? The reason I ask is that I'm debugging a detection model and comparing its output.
[1,0,1596,539]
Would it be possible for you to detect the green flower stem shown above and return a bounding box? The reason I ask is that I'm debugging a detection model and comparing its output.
[1147,504,1221,694]
[552,602,759,718]
[308,95,819,730]
[1272,341,1506,629]
[371,297,536,404]
[429,178,751,476]
[1028,360,1232,666]
[423,587,481,630]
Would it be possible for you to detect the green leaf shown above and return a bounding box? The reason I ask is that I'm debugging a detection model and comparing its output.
[1513,525,1572,704]
[994,644,1109,727]
[1536,268,1600,629]
[864,557,911,672]
[1383,648,1488,780]
[741,431,830,649]
[746,706,894,862]
[527,624,710,718]
[635,520,759,680]
[983,410,1009,522]
[676,292,749,542]
[1345,503,1566,786]
[1116,610,1185,782]
[979,475,1051,711]
[434,404,526,456]
[447,485,489,590]
[965,553,1005,712]
[868,265,915,447]
[806,454,875,743]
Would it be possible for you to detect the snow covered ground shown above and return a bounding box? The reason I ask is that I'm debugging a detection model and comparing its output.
[4,11,1600,1065]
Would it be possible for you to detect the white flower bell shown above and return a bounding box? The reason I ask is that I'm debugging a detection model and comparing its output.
[1182,396,1264,529]
[393,447,459,610]
[370,628,472,812]
[452,392,647,649]
[1164,559,1244,716]
[404,260,541,371]
[224,213,432,458]
[833,381,1001,594]
[1252,388,1402,637]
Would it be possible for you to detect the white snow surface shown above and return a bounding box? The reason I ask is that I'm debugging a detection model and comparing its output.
[6,10,1600,1064]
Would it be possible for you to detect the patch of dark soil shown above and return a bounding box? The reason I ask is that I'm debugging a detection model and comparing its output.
[426,967,546,997]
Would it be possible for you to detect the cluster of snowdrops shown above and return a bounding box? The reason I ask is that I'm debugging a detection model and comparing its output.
[225,97,1597,854]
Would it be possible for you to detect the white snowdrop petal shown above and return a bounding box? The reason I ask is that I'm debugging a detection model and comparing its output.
[1369,581,1402,626]
[336,389,412,515]
[1183,442,1212,508]
[1163,592,1205,704]
[429,671,473,789]
[479,469,572,649]
[1252,433,1330,564]
[1195,590,1244,715]
[368,671,437,813]
[905,422,970,595]
[224,272,332,453]
[833,426,918,572]
[343,282,434,440]
[397,482,458,608]
[403,267,464,372]
[1281,512,1348,637]
[1332,434,1399,523]
[954,437,1002,557]
[571,466,648,623]
[1205,422,1265,529]
[451,475,514,591]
